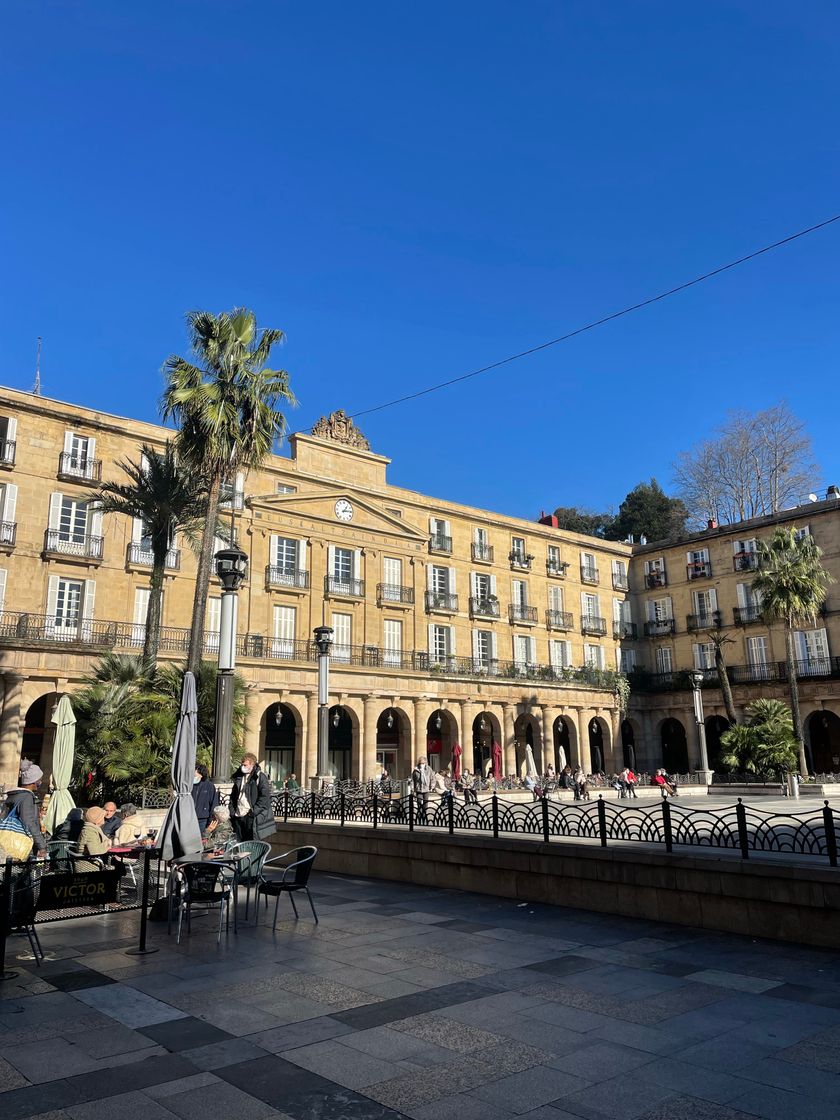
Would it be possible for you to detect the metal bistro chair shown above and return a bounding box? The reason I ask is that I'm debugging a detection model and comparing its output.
[6,863,45,965]
[46,840,74,872]
[257,845,318,930]
[225,840,270,920]
[171,861,236,945]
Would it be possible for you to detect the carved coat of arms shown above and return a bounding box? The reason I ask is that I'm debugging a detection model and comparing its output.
[311,410,371,451]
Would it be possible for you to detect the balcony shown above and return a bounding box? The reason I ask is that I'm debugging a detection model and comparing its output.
[425,591,458,614]
[471,542,494,563]
[43,529,103,562]
[0,611,118,649]
[581,614,607,636]
[613,620,638,640]
[220,488,245,510]
[266,565,310,591]
[0,440,15,468]
[580,565,599,585]
[57,452,101,483]
[645,570,667,589]
[644,618,676,637]
[612,572,630,591]
[324,575,365,599]
[546,559,569,578]
[687,560,712,580]
[0,522,16,550]
[733,552,759,572]
[733,604,763,626]
[509,604,538,625]
[546,609,573,631]
[469,596,500,619]
[687,611,722,632]
[377,583,415,607]
[429,534,452,555]
[509,553,533,572]
[127,542,181,570]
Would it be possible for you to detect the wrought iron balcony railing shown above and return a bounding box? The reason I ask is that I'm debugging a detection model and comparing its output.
[509,604,538,624]
[546,559,569,578]
[733,604,763,626]
[0,440,15,467]
[265,565,310,590]
[580,565,599,585]
[612,572,630,591]
[581,614,607,636]
[57,452,101,482]
[644,617,676,636]
[377,582,415,605]
[0,611,118,647]
[425,591,458,613]
[220,487,245,510]
[733,552,759,572]
[127,542,181,570]
[469,597,500,619]
[429,534,452,555]
[613,620,637,640]
[687,611,722,632]
[509,552,533,570]
[0,522,16,547]
[645,570,667,589]
[43,529,103,560]
[631,657,840,693]
[324,575,365,598]
[471,542,494,562]
[546,609,573,631]
[687,560,713,580]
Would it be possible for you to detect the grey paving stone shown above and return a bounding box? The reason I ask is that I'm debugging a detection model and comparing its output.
[63,1054,199,1101]
[590,1020,685,1055]
[686,970,784,994]
[71,985,187,1029]
[737,1055,840,1102]
[638,1096,762,1120]
[729,1084,840,1120]
[546,1040,656,1082]
[139,1016,233,1051]
[471,1066,591,1113]
[644,1060,757,1104]
[66,1091,179,1120]
[561,1075,675,1120]
[338,1024,454,1064]
[677,1035,777,1073]
[60,1025,158,1059]
[391,1012,505,1053]
[778,1023,840,1072]
[0,1056,30,1092]
[282,1037,400,1089]
[331,980,492,1030]
[404,1093,517,1120]
[161,1080,289,1120]
[0,1079,86,1120]
[246,1016,354,1053]
[181,1038,269,1071]
[524,1001,615,1034]
[2,1038,112,1083]
[144,1073,220,1097]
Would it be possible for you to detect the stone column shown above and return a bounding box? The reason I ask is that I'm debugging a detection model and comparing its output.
[400,697,415,776]
[305,689,319,785]
[414,698,431,763]
[244,685,262,761]
[576,708,593,774]
[363,695,379,782]
[542,706,557,771]
[459,699,477,771]
[502,703,516,776]
[0,674,26,789]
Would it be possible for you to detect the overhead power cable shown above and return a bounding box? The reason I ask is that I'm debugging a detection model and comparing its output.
[303,212,840,428]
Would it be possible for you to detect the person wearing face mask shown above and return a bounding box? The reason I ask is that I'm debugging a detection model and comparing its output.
[228,753,274,842]
[190,763,219,834]
[2,761,48,858]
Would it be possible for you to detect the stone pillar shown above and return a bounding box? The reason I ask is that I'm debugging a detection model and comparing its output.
[244,685,262,761]
[576,708,593,774]
[502,703,516,776]
[459,699,477,771]
[400,698,415,777]
[414,698,431,763]
[542,706,557,771]
[363,695,379,782]
[305,689,319,784]
[0,674,26,789]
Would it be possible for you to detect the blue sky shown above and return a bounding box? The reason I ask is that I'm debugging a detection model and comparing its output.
[1,1,838,518]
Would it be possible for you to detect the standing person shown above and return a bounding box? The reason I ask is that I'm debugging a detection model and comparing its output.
[2,761,48,858]
[574,767,590,801]
[411,756,434,821]
[191,763,219,833]
[229,753,274,842]
[621,767,639,799]
[101,802,122,841]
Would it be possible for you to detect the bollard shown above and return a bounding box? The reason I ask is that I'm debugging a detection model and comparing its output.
[408,793,415,833]
[542,795,550,844]
[597,796,607,848]
[126,848,160,957]
[735,799,750,859]
[662,797,673,853]
[492,793,499,839]
[0,858,18,981]
[824,800,838,868]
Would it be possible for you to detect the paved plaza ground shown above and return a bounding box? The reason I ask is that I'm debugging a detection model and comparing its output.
[2,873,840,1120]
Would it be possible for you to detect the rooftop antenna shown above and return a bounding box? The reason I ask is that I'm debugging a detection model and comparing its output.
[33,337,42,396]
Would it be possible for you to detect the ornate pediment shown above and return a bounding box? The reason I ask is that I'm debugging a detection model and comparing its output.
[311,410,371,451]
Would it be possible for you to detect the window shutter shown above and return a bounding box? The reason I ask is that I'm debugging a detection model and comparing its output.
[708,588,718,611]
[49,492,63,530]
[46,575,59,619]
[297,538,308,573]
[489,574,497,596]
[132,517,144,543]
[613,598,622,623]
[133,588,150,625]
[490,631,497,661]
[89,503,103,538]
[82,579,96,620]
[426,564,433,590]
[446,625,455,655]
[3,484,16,526]
[444,519,451,537]
[327,544,335,577]
[0,568,6,614]
[269,534,279,565]
[470,572,478,598]
[236,469,244,493]
[6,418,16,445]
[63,431,74,454]
[448,567,456,594]
[427,623,435,654]
[471,629,480,660]
[353,548,362,580]
[87,436,96,461]
[428,516,436,534]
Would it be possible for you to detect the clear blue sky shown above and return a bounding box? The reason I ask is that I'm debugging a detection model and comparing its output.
[1,1,838,519]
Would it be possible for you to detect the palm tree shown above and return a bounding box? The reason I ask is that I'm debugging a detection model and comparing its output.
[752,526,833,777]
[719,698,797,777]
[161,308,295,675]
[92,443,209,665]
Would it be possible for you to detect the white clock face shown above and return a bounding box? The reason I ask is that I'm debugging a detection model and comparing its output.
[335,499,354,522]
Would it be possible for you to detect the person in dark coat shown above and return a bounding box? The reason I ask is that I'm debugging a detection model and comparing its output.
[228,754,274,842]
[3,761,48,857]
[53,807,85,843]
[191,763,219,833]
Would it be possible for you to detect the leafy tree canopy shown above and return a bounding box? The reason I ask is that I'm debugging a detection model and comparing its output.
[553,480,686,542]
[719,698,798,777]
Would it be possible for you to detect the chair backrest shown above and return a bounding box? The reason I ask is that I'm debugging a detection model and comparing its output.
[287,845,317,886]
[179,861,230,898]
[228,840,270,882]
[48,840,73,872]
[68,850,104,871]
[8,866,38,927]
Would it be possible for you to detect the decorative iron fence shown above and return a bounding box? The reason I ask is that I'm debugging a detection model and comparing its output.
[273,790,840,866]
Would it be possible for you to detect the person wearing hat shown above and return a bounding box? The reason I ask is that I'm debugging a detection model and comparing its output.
[2,761,48,857]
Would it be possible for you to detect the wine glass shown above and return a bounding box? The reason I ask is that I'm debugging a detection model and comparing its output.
[133,827,142,846]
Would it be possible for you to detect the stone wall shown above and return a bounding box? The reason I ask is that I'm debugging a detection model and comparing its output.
[271,822,840,948]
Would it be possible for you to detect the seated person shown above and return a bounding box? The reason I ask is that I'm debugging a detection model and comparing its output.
[285,773,300,792]
[115,804,146,846]
[101,802,122,840]
[75,807,114,871]
[203,804,234,852]
[52,806,84,843]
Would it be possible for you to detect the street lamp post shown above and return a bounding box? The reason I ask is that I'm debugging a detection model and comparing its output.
[212,543,249,780]
[312,625,334,791]
[689,670,713,783]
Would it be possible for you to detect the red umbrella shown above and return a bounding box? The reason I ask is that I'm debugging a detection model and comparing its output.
[491,740,502,781]
[451,742,462,780]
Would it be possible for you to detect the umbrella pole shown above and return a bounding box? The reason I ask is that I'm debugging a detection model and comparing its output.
[126,848,160,956]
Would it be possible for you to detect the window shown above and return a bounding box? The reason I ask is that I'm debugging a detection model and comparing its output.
[692,588,718,622]
[333,547,353,583]
[581,551,598,581]
[52,579,83,632]
[62,431,97,479]
[581,592,600,621]
[512,578,528,607]
[734,538,757,554]
[549,585,564,612]
[547,545,562,572]
[429,624,453,664]
[59,496,89,543]
[584,643,605,669]
[733,537,759,572]
[272,605,297,657]
[383,619,403,667]
[473,572,491,599]
[0,418,16,465]
[332,612,352,662]
[736,582,763,621]
[0,483,16,539]
[693,643,715,670]
[795,627,830,675]
[794,526,810,541]
[511,536,527,562]
[221,470,245,508]
[611,559,628,589]
[386,507,402,519]
[687,547,711,578]
[648,597,673,621]
[132,587,151,644]
[655,647,673,675]
[644,557,667,587]
[383,557,402,587]
[472,629,496,668]
[46,576,94,639]
[618,648,636,673]
[513,634,536,667]
[274,537,298,573]
[549,639,573,669]
[431,565,449,594]
[747,635,769,668]
[276,483,297,494]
